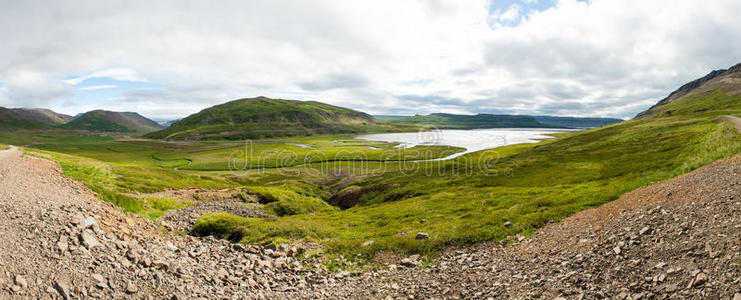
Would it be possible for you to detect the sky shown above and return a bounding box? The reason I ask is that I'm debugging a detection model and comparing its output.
[0,0,739,120]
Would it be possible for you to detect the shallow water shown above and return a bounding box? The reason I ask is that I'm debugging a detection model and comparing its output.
[356,128,574,160]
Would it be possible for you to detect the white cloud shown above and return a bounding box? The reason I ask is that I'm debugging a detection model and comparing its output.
[78,85,117,91]
[0,0,739,119]
[64,68,148,85]
[490,4,523,24]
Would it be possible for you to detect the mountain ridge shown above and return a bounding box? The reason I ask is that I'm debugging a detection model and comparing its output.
[378,113,622,129]
[145,97,398,140]
[636,62,741,118]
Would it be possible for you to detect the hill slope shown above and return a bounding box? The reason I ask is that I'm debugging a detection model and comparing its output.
[146,97,396,140]
[0,107,50,129]
[378,113,621,129]
[636,63,741,118]
[60,110,163,133]
[11,108,73,126]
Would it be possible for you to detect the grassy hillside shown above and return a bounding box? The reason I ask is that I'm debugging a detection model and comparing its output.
[60,110,163,133]
[146,97,404,140]
[11,108,73,126]
[0,107,50,129]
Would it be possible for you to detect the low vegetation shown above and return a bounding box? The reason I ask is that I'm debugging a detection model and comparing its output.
[193,116,741,258]
[3,67,740,262]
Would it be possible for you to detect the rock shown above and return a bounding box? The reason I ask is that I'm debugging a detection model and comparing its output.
[56,236,69,252]
[80,231,101,249]
[362,240,374,247]
[14,275,27,288]
[401,256,420,267]
[693,272,708,287]
[263,244,277,251]
[54,280,71,300]
[416,232,429,240]
[126,281,138,294]
[82,216,98,230]
[166,241,178,252]
[733,293,741,300]
[92,274,105,283]
[503,221,513,227]
[639,226,651,235]
[613,246,622,255]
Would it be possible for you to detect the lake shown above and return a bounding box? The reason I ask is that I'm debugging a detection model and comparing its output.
[356,128,574,160]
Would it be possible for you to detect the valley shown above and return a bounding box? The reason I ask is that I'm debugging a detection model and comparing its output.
[0,64,740,298]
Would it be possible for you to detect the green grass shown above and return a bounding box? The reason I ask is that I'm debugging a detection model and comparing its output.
[193,117,741,258]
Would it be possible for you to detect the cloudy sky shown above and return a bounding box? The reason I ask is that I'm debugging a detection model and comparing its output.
[0,0,739,120]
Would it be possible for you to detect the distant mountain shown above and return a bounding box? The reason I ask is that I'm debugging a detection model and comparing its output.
[377,113,555,129]
[146,97,399,140]
[636,63,741,118]
[59,110,163,133]
[157,119,180,128]
[533,116,623,128]
[11,108,73,126]
[377,113,621,129]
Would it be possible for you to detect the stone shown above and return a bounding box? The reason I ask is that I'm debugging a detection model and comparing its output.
[362,240,374,247]
[166,241,178,252]
[82,216,98,230]
[693,273,708,287]
[14,275,27,288]
[56,236,69,252]
[503,221,513,227]
[639,226,651,235]
[415,232,429,240]
[80,231,101,249]
[733,293,741,300]
[401,257,419,267]
[54,280,72,300]
[126,281,138,294]
[92,274,105,283]
[613,246,621,255]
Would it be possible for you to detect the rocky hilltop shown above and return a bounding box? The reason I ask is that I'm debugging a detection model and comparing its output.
[637,63,741,118]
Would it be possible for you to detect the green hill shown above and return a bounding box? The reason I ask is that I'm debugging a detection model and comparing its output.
[60,110,163,133]
[0,107,50,129]
[11,108,73,126]
[145,97,399,140]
